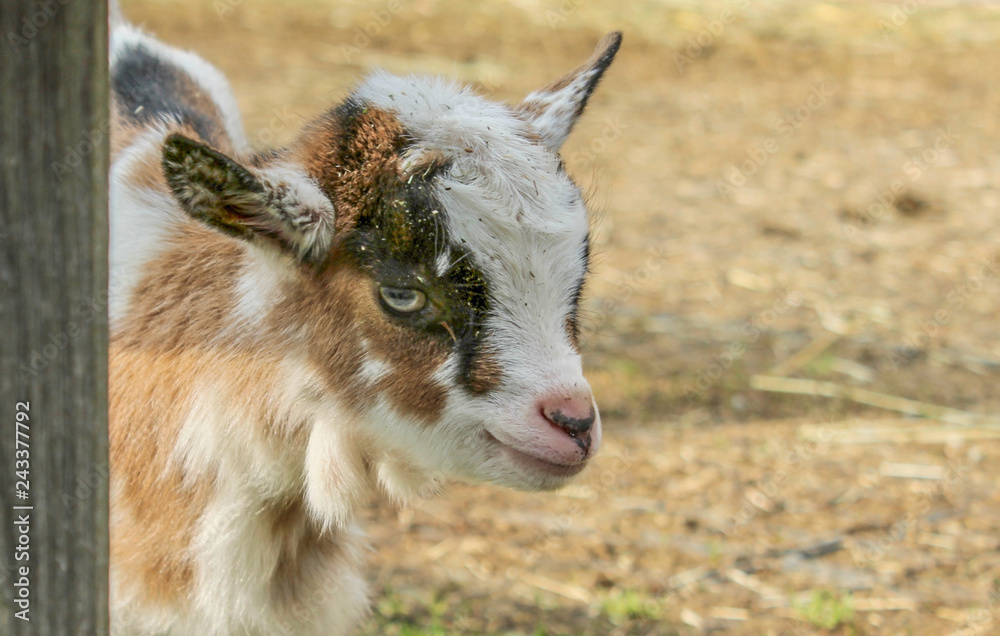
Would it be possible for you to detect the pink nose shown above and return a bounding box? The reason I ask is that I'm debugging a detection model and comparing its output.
[539,390,596,454]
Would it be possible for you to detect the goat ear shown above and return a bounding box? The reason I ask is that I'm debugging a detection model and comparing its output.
[162,133,335,262]
[517,31,622,152]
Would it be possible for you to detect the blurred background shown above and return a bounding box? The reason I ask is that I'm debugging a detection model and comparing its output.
[123,1,1000,633]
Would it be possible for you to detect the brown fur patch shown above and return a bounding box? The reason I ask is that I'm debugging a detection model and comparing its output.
[515,99,548,124]
[292,106,407,236]
[278,264,449,424]
[519,126,545,145]
[110,346,211,606]
[353,280,449,422]
[115,222,242,351]
[374,366,448,423]
[465,345,504,394]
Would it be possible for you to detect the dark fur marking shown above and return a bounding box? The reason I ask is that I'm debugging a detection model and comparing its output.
[567,32,622,120]
[113,43,229,149]
[340,138,495,394]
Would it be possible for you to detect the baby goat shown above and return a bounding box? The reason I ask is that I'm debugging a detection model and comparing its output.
[109,12,621,635]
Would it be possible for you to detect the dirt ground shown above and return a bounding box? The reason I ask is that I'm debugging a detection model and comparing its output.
[125,1,1000,633]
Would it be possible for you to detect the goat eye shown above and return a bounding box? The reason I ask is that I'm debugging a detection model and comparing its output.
[378,286,427,313]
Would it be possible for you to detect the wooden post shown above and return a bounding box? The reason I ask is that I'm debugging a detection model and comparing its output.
[0,1,110,634]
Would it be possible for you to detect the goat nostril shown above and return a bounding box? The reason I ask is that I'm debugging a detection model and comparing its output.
[543,407,596,452]
[570,430,593,453]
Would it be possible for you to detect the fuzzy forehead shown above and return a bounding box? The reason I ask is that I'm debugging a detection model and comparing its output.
[353,72,589,239]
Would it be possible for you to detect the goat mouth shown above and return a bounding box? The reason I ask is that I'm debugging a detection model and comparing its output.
[484,431,589,478]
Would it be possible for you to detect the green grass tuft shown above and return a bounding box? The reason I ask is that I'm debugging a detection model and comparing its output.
[794,588,855,630]
[599,588,663,624]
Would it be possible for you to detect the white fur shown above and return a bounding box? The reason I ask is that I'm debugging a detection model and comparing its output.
[231,245,295,331]
[255,164,336,261]
[521,69,602,151]
[304,408,370,532]
[358,356,390,384]
[434,246,452,277]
